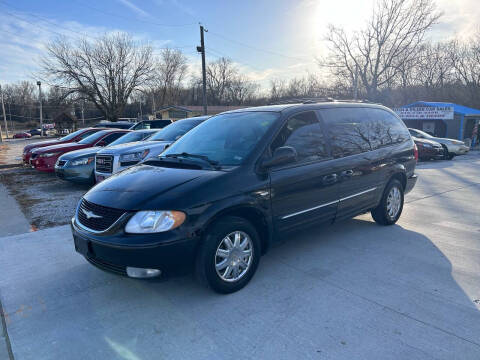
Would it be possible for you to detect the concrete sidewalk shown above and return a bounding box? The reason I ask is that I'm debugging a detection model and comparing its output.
[0,156,479,359]
[0,184,30,237]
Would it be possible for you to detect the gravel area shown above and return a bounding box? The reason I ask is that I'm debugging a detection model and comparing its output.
[0,167,90,229]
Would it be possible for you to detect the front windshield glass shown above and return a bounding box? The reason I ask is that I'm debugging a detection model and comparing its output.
[58,129,86,141]
[78,130,108,144]
[108,131,152,146]
[411,129,433,138]
[162,112,279,166]
[149,121,199,142]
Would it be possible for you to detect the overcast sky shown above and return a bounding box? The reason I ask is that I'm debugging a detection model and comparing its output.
[0,0,478,89]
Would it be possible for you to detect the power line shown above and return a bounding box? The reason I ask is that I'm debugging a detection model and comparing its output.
[208,30,306,62]
[71,0,197,28]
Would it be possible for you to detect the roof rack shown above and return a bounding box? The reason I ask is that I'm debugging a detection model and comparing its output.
[268,97,376,105]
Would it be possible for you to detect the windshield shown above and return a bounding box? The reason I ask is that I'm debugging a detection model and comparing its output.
[58,129,87,141]
[162,112,279,166]
[78,130,108,144]
[149,120,200,142]
[410,128,433,138]
[108,131,152,146]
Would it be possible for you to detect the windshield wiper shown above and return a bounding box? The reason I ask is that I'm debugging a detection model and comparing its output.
[165,152,220,168]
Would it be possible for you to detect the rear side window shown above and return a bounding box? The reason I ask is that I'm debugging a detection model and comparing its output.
[320,108,372,157]
[320,107,410,158]
[100,132,126,145]
[366,109,410,147]
[78,130,98,140]
[271,111,328,164]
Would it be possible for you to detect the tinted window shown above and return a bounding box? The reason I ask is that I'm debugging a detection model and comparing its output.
[99,132,126,145]
[108,131,153,146]
[366,109,411,146]
[321,108,372,157]
[78,130,108,144]
[59,129,97,141]
[149,120,201,142]
[271,111,328,164]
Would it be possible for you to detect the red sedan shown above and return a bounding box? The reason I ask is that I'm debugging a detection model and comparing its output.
[23,128,102,165]
[13,132,32,139]
[31,129,130,172]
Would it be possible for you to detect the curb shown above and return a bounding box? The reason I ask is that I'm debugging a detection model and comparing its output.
[0,164,23,170]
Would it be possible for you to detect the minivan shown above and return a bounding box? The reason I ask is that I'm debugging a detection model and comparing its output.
[71,102,417,293]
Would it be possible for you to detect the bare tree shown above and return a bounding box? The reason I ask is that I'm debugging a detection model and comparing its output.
[154,48,188,108]
[41,33,154,121]
[323,0,441,100]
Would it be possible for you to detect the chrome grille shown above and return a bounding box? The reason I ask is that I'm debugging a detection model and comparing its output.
[77,199,125,232]
[96,155,113,173]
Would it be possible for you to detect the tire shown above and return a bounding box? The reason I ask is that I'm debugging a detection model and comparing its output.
[371,179,404,226]
[442,145,454,160]
[195,216,261,294]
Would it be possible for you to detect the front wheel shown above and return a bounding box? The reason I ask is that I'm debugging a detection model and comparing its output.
[195,216,261,294]
[371,179,404,225]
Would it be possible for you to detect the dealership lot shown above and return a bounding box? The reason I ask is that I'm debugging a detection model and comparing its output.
[0,153,478,359]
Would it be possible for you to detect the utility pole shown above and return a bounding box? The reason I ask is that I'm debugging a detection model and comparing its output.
[81,100,85,126]
[353,64,359,100]
[0,84,9,138]
[37,81,43,136]
[197,25,208,115]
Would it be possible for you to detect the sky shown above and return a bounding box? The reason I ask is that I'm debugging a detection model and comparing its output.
[0,0,479,91]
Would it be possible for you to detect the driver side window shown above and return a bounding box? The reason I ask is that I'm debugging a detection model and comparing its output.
[271,111,328,164]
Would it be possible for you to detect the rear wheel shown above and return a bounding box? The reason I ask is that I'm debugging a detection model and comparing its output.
[195,216,261,294]
[371,179,404,225]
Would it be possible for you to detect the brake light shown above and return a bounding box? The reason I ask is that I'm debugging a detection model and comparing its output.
[414,143,418,161]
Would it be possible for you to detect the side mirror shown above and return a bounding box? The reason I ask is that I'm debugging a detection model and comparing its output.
[97,141,107,147]
[262,146,297,168]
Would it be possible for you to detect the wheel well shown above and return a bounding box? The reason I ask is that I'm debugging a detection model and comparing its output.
[205,207,270,255]
[390,172,406,190]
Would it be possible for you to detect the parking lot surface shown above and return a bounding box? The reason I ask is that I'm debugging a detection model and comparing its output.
[0,153,479,359]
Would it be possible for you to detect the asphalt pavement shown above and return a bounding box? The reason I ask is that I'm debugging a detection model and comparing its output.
[0,153,479,359]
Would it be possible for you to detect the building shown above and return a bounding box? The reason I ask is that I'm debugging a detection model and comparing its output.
[154,105,247,121]
[393,101,480,141]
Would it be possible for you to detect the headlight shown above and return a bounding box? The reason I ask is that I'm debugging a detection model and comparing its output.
[125,210,186,233]
[39,152,61,158]
[71,157,94,166]
[120,149,150,163]
[422,143,432,148]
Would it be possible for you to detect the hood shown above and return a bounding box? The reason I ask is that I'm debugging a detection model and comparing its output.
[33,142,89,154]
[24,139,62,152]
[84,164,215,210]
[59,147,101,160]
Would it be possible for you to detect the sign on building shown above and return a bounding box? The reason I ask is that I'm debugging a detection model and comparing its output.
[393,106,454,120]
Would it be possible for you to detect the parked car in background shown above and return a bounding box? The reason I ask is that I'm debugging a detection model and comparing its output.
[130,119,172,130]
[95,117,208,182]
[23,127,102,165]
[73,103,417,293]
[93,121,133,129]
[31,129,130,172]
[412,137,444,161]
[55,129,158,184]
[28,128,42,136]
[408,128,469,160]
[13,132,32,139]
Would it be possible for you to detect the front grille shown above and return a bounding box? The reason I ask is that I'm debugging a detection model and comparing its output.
[96,155,113,173]
[86,255,127,276]
[57,160,67,167]
[77,199,125,232]
[31,153,38,160]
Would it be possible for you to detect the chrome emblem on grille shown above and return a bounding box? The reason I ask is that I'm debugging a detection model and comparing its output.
[82,209,102,219]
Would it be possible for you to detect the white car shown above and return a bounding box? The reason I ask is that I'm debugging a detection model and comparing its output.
[408,128,469,160]
[95,116,209,182]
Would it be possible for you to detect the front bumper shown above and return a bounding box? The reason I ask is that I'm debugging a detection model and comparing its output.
[405,174,418,194]
[418,146,444,160]
[31,156,57,172]
[71,218,199,276]
[448,144,470,155]
[56,164,95,184]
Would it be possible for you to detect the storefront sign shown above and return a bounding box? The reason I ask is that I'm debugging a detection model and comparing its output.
[393,106,454,120]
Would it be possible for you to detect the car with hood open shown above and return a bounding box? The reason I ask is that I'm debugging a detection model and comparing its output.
[23,127,102,165]
[31,129,130,172]
[408,128,469,159]
[72,102,417,294]
[94,116,209,183]
[55,129,158,184]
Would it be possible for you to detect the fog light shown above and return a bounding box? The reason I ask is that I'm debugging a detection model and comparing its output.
[126,267,161,278]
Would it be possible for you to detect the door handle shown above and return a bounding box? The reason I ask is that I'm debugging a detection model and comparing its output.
[341,169,354,178]
[322,174,338,185]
